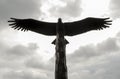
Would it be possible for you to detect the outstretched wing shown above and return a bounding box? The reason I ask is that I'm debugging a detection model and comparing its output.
[8,18,57,36]
[8,17,112,36]
[64,17,112,36]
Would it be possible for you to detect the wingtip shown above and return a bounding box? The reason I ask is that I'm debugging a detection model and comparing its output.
[8,18,16,22]
[8,20,14,22]
[104,17,112,21]
[104,17,110,20]
[10,18,16,20]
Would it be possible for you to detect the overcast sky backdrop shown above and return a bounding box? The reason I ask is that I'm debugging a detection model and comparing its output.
[0,0,120,79]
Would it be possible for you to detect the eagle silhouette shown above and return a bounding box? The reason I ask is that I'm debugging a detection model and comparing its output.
[8,17,112,36]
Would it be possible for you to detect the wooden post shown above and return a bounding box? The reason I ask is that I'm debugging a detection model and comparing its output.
[52,18,68,79]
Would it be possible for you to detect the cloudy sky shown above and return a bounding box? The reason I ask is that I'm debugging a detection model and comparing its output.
[0,0,120,79]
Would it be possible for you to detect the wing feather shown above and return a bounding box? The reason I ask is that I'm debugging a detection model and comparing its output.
[64,17,112,36]
[8,18,57,36]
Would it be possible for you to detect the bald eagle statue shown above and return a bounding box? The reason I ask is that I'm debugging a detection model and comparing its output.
[8,17,111,36]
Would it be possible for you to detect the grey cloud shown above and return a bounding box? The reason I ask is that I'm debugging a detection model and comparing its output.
[0,41,9,53]
[2,43,38,60]
[0,30,52,79]
[72,53,120,79]
[68,37,119,63]
[0,0,41,30]
[0,41,44,79]
[49,0,82,19]
[25,57,54,79]
[97,55,120,79]
[0,42,39,70]
[97,37,119,52]
[2,35,119,79]
[3,70,47,79]
[110,0,120,19]
[66,36,120,79]
[25,55,54,71]
[0,36,120,79]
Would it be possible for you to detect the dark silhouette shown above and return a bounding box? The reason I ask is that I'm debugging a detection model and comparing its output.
[8,17,112,79]
[55,18,68,79]
[8,17,111,36]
